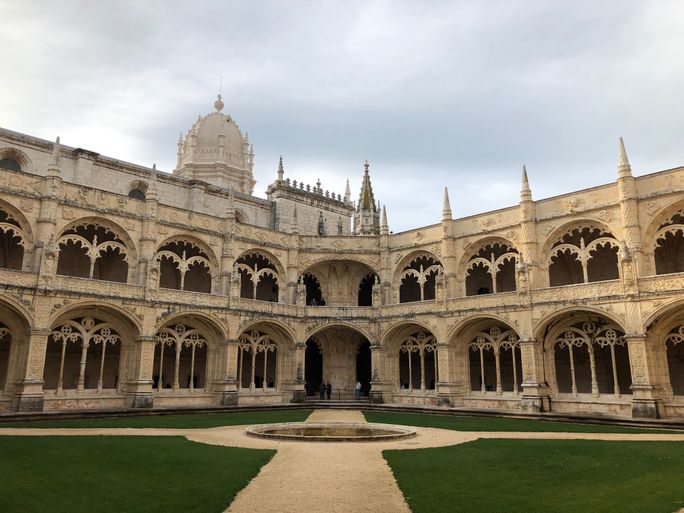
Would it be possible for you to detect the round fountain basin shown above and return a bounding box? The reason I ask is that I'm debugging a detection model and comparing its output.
[246,422,416,442]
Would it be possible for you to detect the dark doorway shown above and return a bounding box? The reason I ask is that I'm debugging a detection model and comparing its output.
[358,274,375,306]
[356,339,372,397]
[305,339,323,396]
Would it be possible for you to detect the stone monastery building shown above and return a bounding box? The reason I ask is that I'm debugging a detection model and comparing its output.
[0,95,683,419]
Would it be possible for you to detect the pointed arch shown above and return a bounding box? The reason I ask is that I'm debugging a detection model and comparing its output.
[543,221,620,286]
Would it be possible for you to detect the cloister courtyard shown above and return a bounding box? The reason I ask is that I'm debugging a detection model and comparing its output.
[1,407,683,513]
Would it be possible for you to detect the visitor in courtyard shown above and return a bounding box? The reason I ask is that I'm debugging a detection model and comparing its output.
[326,381,332,400]
[319,381,325,399]
[355,380,361,400]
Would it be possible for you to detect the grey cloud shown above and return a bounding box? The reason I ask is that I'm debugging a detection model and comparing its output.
[1,0,683,231]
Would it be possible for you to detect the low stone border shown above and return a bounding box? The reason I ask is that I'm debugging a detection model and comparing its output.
[245,421,417,442]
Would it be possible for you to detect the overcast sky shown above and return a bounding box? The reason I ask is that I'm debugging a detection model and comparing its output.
[1,1,683,232]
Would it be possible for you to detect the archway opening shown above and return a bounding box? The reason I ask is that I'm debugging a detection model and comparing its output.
[303,273,325,306]
[356,339,372,396]
[357,274,375,306]
[306,326,370,399]
[305,339,323,397]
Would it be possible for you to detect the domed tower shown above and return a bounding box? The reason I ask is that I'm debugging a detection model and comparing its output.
[173,95,256,194]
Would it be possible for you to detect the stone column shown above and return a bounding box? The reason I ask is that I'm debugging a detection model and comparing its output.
[213,338,239,405]
[519,338,549,412]
[12,328,50,412]
[435,342,456,405]
[291,342,306,403]
[369,342,389,404]
[124,335,156,408]
[627,335,660,418]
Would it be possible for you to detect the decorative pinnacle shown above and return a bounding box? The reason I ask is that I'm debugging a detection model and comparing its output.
[442,187,452,221]
[214,94,224,112]
[344,178,351,202]
[277,156,284,181]
[48,136,61,175]
[148,163,159,200]
[617,137,632,178]
[520,164,532,201]
[364,160,369,174]
[380,205,389,235]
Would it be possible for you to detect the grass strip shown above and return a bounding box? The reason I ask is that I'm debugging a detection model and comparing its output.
[0,436,274,513]
[1,409,312,429]
[383,439,684,513]
[363,410,675,433]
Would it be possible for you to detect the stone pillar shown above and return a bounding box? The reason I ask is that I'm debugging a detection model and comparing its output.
[12,328,50,412]
[291,342,306,403]
[124,335,156,408]
[627,335,660,418]
[213,339,239,405]
[435,342,456,406]
[369,342,387,404]
[519,338,549,412]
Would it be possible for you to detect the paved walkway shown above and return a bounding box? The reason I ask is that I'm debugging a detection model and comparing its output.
[224,409,411,513]
[2,410,684,513]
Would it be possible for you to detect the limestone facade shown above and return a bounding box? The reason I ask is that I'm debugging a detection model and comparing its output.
[0,99,683,419]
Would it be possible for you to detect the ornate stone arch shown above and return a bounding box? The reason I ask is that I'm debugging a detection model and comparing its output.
[156,310,227,341]
[48,300,143,338]
[0,146,33,173]
[392,250,443,303]
[0,294,33,395]
[0,198,34,271]
[533,306,625,341]
[234,249,284,302]
[644,200,684,276]
[156,234,219,269]
[56,217,137,283]
[537,309,631,397]
[46,303,141,393]
[154,234,218,294]
[542,220,621,287]
[235,248,285,279]
[307,321,374,345]
[237,319,296,346]
[458,237,520,296]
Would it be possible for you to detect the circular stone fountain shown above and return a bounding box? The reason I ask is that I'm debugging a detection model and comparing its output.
[246,422,416,442]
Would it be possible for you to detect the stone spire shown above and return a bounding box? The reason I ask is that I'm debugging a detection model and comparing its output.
[357,161,378,212]
[353,160,381,235]
[344,178,351,203]
[147,163,159,200]
[442,187,452,221]
[520,165,532,202]
[617,137,632,179]
[277,156,284,182]
[176,132,183,168]
[380,205,389,235]
[47,136,61,176]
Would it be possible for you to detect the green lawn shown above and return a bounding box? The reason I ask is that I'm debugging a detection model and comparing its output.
[0,436,274,513]
[384,439,684,513]
[1,409,312,429]
[363,410,676,433]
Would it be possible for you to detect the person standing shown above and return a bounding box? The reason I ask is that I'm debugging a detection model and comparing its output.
[355,380,362,400]
[319,381,326,400]
[326,381,332,400]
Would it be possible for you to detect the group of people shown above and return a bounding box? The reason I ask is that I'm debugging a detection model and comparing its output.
[319,381,333,399]
[317,380,365,400]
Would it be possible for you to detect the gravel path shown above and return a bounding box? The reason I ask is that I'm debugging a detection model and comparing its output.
[2,410,683,513]
[223,409,411,513]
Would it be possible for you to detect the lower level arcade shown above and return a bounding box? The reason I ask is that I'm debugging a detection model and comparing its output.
[1,297,683,419]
